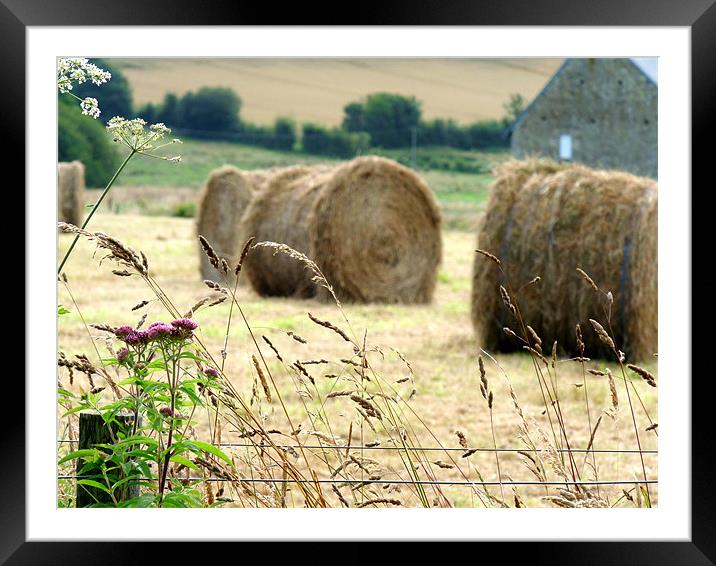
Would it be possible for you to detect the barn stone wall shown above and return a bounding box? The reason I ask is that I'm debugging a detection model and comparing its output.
[511,59,657,178]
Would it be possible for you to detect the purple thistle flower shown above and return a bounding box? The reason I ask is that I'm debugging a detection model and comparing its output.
[205,367,219,378]
[124,332,142,345]
[170,318,198,340]
[124,330,150,345]
[137,330,151,344]
[114,325,134,338]
[117,347,130,363]
[145,322,174,340]
[171,318,198,331]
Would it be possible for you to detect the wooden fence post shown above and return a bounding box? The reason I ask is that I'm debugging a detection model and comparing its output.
[76,411,139,507]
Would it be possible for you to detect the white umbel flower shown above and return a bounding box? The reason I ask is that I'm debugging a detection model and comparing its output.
[57,57,111,92]
[80,97,100,119]
[106,116,182,162]
[58,58,112,119]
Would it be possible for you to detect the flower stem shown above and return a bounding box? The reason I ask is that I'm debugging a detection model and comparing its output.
[57,149,136,275]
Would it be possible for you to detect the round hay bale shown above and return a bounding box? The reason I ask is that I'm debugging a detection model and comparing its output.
[472,159,657,361]
[240,165,332,298]
[241,156,442,303]
[196,165,264,283]
[57,161,85,226]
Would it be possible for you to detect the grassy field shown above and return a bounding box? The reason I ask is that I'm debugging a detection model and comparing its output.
[112,58,563,126]
[58,213,658,507]
[98,138,508,231]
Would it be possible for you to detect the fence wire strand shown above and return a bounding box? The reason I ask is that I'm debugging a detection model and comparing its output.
[56,439,657,454]
[57,475,658,486]
[57,439,657,489]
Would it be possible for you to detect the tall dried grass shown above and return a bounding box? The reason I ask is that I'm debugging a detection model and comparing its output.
[57,220,657,508]
[196,166,265,283]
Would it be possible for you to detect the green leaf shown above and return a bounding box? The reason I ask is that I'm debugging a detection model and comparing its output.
[57,305,71,316]
[177,351,208,363]
[77,479,112,495]
[125,448,158,460]
[118,494,156,508]
[57,387,76,398]
[62,405,90,417]
[161,490,203,508]
[112,435,159,450]
[58,448,100,465]
[111,477,153,492]
[134,459,153,480]
[186,440,232,466]
[169,454,200,472]
[179,383,202,405]
[77,461,103,475]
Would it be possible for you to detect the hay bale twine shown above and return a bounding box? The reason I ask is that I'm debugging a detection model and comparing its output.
[196,165,264,283]
[57,161,85,226]
[241,156,442,303]
[472,159,657,361]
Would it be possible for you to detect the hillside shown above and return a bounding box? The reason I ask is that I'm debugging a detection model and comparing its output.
[111,58,562,126]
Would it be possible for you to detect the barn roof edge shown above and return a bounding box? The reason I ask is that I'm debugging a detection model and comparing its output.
[507,58,658,137]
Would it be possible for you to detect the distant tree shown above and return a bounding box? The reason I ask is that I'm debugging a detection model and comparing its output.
[302,123,370,157]
[271,117,297,151]
[58,95,120,186]
[341,93,422,148]
[362,93,422,148]
[236,121,273,145]
[136,102,159,124]
[467,120,509,148]
[73,58,133,121]
[341,102,365,132]
[229,117,297,150]
[502,93,527,124]
[419,119,470,148]
[179,87,241,132]
[419,118,509,150]
[157,93,181,127]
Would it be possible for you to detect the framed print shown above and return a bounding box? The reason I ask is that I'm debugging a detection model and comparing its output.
[8,0,709,562]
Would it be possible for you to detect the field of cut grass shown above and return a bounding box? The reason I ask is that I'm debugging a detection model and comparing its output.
[58,213,658,507]
[98,138,509,231]
[113,58,563,126]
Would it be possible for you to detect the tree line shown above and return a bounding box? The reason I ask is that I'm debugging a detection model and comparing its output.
[58,59,525,184]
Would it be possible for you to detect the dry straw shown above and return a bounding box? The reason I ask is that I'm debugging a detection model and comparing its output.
[471,159,657,360]
[240,156,442,303]
[57,161,85,226]
[196,165,267,283]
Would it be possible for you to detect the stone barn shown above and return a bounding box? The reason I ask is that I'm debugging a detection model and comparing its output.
[510,58,657,178]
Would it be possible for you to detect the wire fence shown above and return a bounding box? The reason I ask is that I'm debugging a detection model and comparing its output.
[58,476,658,486]
[56,439,656,454]
[57,439,657,488]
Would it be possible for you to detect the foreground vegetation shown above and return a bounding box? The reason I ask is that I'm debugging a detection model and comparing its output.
[57,214,658,508]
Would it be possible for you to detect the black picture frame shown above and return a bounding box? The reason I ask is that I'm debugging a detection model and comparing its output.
[9,0,707,562]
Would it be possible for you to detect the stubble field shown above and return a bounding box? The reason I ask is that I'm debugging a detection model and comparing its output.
[113,58,563,125]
